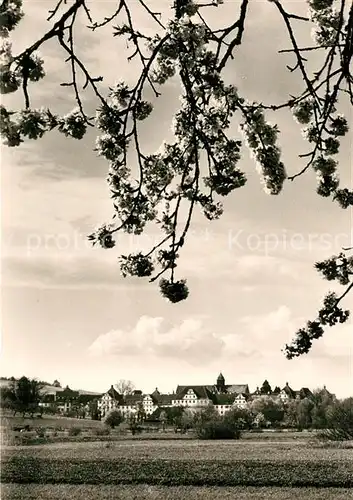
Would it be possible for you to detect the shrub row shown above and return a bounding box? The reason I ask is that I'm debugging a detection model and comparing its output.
[6,432,195,447]
[2,457,352,487]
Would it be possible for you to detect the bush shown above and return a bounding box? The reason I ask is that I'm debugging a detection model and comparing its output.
[194,409,241,440]
[93,427,111,436]
[196,419,241,439]
[35,427,45,438]
[105,410,123,429]
[68,427,82,436]
[319,398,353,441]
[129,423,143,435]
[223,408,253,430]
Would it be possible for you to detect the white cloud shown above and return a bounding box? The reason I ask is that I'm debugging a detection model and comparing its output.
[313,321,353,359]
[222,305,302,357]
[223,306,352,364]
[88,307,303,366]
[88,315,225,364]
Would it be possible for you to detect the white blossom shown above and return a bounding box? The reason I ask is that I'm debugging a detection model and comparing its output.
[58,108,87,139]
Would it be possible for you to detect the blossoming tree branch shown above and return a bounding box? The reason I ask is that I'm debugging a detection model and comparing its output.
[1,0,352,357]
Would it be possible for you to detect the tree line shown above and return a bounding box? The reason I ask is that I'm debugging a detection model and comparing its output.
[103,388,353,441]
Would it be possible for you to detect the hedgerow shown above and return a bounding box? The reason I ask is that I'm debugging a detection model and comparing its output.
[2,457,352,487]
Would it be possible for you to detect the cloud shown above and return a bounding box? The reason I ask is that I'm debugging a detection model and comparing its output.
[222,305,302,358]
[311,321,353,359]
[88,315,225,364]
[87,307,305,365]
[223,305,352,363]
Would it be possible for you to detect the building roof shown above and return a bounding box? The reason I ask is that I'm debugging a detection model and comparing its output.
[56,387,79,399]
[297,387,313,399]
[155,393,175,405]
[175,385,213,400]
[250,387,261,396]
[282,383,296,398]
[123,394,143,405]
[226,384,250,394]
[213,393,236,405]
[106,386,122,401]
[78,390,103,396]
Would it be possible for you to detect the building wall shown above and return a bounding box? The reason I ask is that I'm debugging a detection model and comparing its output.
[96,385,303,420]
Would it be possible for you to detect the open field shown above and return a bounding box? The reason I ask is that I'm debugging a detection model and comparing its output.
[2,414,353,497]
[3,438,353,461]
[2,439,353,488]
[1,414,104,430]
[2,484,353,500]
[1,412,319,446]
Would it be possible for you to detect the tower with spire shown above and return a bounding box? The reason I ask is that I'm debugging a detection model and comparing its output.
[216,372,225,393]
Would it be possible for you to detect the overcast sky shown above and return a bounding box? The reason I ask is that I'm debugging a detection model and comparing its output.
[1,0,352,397]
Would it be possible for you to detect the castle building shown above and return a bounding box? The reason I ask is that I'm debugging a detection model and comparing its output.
[96,374,327,419]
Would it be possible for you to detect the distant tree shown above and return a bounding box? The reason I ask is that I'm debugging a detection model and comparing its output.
[47,403,59,415]
[105,409,123,429]
[311,388,336,429]
[273,386,281,395]
[2,377,43,417]
[53,380,61,387]
[164,405,184,429]
[136,402,146,423]
[115,379,135,395]
[128,413,142,435]
[194,407,241,440]
[284,400,300,428]
[253,412,266,429]
[159,409,168,431]
[37,380,52,386]
[260,380,272,395]
[223,407,253,430]
[194,405,219,426]
[297,397,315,430]
[251,397,284,427]
[88,399,100,420]
[320,398,353,441]
[179,409,194,433]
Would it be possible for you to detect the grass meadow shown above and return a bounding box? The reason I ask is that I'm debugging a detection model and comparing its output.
[1,413,353,499]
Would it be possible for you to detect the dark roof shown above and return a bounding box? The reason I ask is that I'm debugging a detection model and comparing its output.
[213,393,235,405]
[57,388,79,400]
[155,393,174,405]
[148,394,160,404]
[282,383,296,398]
[226,384,250,394]
[123,394,143,405]
[321,385,333,396]
[297,387,313,399]
[251,387,261,396]
[78,393,99,403]
[106,386,122,401]
[175,385,213,400]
